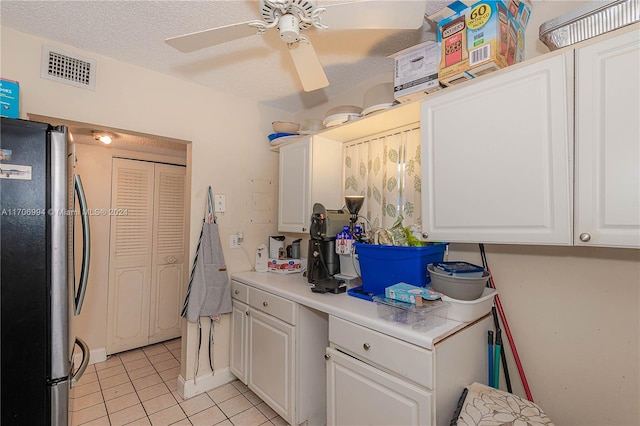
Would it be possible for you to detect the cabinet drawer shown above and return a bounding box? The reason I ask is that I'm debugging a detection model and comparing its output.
[231,280,249,304]
[249,287,297,326]
[329,316,433,389]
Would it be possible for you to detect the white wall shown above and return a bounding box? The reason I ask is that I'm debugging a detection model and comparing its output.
[1,26,287,388]
[448,243,639,426]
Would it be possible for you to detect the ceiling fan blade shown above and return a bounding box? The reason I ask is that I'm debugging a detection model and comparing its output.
[319,1,428,30]
[288,40,329,92]
[165,21,259,53]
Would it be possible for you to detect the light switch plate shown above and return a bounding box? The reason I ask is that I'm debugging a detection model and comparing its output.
[214,194,225,212]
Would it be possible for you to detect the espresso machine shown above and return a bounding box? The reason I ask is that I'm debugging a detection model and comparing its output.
[307,203,349,293]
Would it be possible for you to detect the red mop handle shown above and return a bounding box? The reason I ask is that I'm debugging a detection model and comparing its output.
[487,267,535,402]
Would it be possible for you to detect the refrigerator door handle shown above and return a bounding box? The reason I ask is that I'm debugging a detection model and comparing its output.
[73,174,90,316]
[70,337,90,388]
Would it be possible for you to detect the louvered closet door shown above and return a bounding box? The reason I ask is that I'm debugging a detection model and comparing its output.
[149,163,186,344]
[107,158,155,354]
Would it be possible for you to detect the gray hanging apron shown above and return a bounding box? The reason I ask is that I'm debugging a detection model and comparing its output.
[182,220,232,321]
[181,187,232,375]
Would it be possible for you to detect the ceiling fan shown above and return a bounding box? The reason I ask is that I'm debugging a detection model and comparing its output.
[165,0,428,92]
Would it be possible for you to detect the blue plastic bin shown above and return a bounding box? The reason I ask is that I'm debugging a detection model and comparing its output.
[354,242,448,296]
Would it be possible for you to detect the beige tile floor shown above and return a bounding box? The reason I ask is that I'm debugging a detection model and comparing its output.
[69,339,289,426]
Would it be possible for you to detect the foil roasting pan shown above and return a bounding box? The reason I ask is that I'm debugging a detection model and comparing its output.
[539,0,639,50]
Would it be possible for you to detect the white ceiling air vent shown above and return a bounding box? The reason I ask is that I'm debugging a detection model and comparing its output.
[41,45,96,91]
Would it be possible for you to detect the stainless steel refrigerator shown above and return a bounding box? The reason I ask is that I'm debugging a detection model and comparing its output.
[1,117,91,425]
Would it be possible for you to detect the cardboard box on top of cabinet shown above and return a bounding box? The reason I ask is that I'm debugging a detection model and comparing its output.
[428,0,532,87]
[390,41,443,103]
[0,78,20,118]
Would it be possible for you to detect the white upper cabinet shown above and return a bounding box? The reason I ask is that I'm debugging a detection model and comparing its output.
[421,51,574,245]
[574,28,640,248]
[278,136,343,233]
[279,139,310,233]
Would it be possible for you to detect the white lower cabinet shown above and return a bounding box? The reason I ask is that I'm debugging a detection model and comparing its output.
[326,347,432,425]
[229,298,248,383]
[230,280,327,426]
[249,308,295,420]
[327,315,493,426]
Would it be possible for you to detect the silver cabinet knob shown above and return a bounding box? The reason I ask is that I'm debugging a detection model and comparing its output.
[167,256,177,264]
[245,310,249,316]
[579,233,591,242]
[263,301,268,307]
[234,289,240,295]
[421,232,429,240]
[363,343,371,351]
[324,353,331,360]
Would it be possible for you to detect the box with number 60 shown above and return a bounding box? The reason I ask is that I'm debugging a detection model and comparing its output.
[428,0,532,87]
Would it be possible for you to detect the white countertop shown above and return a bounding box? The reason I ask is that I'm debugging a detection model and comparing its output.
[231,271,470,350]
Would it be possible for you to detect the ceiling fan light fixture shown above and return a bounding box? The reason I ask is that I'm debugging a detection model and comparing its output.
[165,0,430,92]
[278,13,301,43]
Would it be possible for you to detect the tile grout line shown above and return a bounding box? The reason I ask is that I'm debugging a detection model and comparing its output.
[77,342,178,425]
[78,339,280,426]
[122,340,185,425]
[72,366,106,425]
[143,341,190,424]
[107,353,145,426]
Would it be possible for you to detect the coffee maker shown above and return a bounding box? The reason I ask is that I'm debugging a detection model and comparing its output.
[307,203,349,293]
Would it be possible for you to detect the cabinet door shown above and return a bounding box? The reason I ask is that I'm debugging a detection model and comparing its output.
[279,138,311,233]
[434,316,493,425]
[248,308,295,424]
[107,158,155,353]
[421,52,573,245]
[230,300,248,384]
[149,163,186,343]
[326,347,433,426]
[575,28,640,248]
[277,136,344,233]
[309,135,345,214]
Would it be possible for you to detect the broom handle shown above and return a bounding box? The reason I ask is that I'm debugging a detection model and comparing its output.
[487,268,535,402]
[492,307,513,393]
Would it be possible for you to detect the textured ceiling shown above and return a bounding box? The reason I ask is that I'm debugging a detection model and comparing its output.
[1,0,449,113]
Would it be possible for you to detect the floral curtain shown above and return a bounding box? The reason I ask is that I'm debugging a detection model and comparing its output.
[343,125,422,231]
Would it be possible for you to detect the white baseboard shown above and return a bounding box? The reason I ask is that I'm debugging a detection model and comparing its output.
[73,346,107,367]
[177,367,236,400]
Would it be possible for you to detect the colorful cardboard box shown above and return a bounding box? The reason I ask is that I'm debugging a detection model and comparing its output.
[384,282,442,305]
[390,41,442,103]
[428,0,531,86]
[268,258,301,273]
[0,78,20,118]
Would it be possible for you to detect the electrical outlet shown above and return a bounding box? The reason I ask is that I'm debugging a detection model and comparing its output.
[229,234,240,249]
